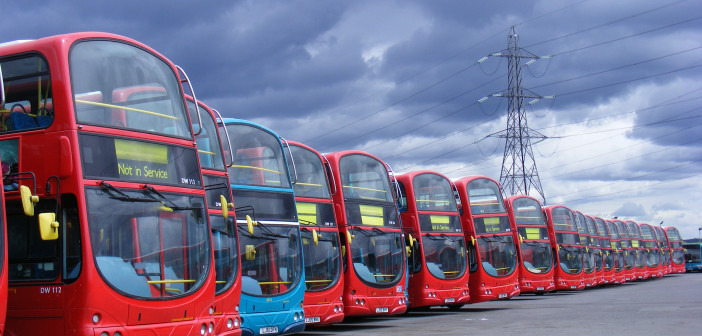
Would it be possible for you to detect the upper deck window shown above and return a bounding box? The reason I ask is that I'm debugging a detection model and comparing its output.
[466,178,505,214]
[223,123,291,189]
[289,145,330,199]
[0,54,54,132]
[339,154,393,203]
[412,173,457,212]
[70,40,190,138]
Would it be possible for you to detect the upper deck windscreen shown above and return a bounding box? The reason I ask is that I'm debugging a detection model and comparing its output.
[223,123,291,189]
[412,173,457,212]
[339,154,393,203]
[71,40,191,138]
[289,145,330,199]
[466,178,505,215]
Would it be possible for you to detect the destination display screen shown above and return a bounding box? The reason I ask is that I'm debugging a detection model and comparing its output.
[296,202,336,227]
[418,214,462,233]
[473,215,510,234]
[79,133,201,187]
[345,201,399,227]
[518,227,549,241]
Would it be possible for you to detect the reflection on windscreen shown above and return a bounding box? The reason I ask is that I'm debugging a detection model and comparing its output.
[224,124,291,188]
[71,40,190,138]
[86,187,209,298]
[467,178,505,215]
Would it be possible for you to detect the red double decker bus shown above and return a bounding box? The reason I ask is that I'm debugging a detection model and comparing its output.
[637,223,660,279]
[583,215,604,286]
[573,211,596,287]
[605,220,626,284]
[624,221,646,280]
[454,176,519,302]
[592,217,615,284]
[664,226,686,274]
[187,98,242,335]
[0,33,216,335]
[653,226,671,276]
[396,171,470,309]
[543,205,584,290]
[323,151,407,317]
[286,141,344,326]
[612,220,635,282]
[504,195,554,294]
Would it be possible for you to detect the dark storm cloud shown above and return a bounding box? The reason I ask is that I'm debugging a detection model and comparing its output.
[2,0,701,235]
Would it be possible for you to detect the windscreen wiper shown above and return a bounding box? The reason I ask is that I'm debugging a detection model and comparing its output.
[142,184,201,211]
[101,181,159,203]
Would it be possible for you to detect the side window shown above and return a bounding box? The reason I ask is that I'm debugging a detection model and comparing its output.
[0,55,54,132]
[6,194,82,283]
[7,198,60,282]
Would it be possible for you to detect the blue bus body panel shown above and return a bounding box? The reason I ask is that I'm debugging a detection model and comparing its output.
[224,118,306,336]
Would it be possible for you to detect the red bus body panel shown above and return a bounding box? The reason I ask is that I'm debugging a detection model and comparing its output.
[190,99,242,336]
[454,176,520,303]
[612,220,635,282]
[323,151,408,317]
[397,171,470,308]
[1,33,216,335]
[638,223,661,280]
[288,141,344,326]
[591,217,615,285]
[504,195,555,294]
[664,227,686,274]
[543,206,585,291]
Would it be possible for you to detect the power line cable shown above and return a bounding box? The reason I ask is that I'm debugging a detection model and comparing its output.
[523,0,690,49]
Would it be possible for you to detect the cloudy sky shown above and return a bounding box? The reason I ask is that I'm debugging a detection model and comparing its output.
[3,0,701,239]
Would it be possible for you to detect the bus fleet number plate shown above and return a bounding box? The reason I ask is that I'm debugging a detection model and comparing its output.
[305,316,321,323]
[375,307,389,313]
[260,326,279,334]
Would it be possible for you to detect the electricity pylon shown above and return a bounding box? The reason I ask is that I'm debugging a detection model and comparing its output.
[482,26,551,204]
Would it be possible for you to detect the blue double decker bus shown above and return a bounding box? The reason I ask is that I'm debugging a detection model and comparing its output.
[218,118,305,336]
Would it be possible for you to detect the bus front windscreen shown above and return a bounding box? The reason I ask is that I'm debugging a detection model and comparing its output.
[71,40,191,138]
[211,215,239,294]
[289,145,331,199]
[683,244,701,264]
[238,223,302,296]
[86,187,210,299]
[301,229,340,292]
[421,233,467,280]
[350,227,404,287]
[558,245,583,274]
[224,123,291,189]
[520,241,553,274]
[477,234,517,277]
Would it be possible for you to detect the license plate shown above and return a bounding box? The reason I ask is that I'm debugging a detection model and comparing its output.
[260,326,279,334]
[498,293,507,298]
[444,298,455,303]
[536,287,544,291]
[305,316,321,324]
[570,285,576,289]
[375,307,389,313]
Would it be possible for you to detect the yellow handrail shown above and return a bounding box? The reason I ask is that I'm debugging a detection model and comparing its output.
[147,279,197,284]
[75,99,178,120]
[230,164,282,174]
